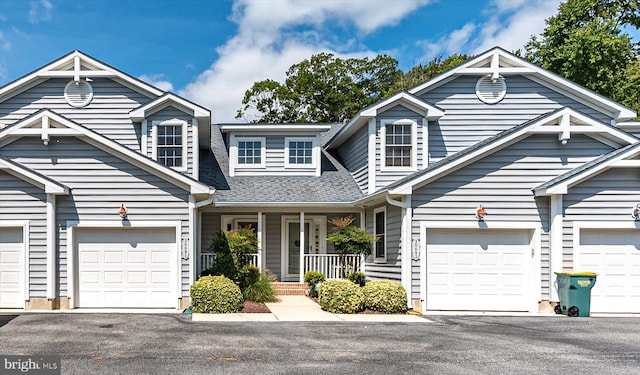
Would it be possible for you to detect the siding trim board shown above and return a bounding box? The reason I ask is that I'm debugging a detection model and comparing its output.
[0,109,212,195]
[0,157,69,195]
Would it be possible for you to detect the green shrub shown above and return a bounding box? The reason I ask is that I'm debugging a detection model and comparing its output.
[190,275,244,313]
[206,231,237,279]
[362,280,407,313]
[242,276,277,303]
[318,279,364,314]
[346,271,367,286]
[238,264,261,290]
[304,271,326,298]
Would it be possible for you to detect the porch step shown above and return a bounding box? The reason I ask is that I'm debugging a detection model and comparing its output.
[272,282,308,296]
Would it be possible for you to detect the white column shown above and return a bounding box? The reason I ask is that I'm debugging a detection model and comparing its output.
[550,194,563,301]
[188,196,196,286]
[299,211,305,283]
[401,196,412,308]
[46,194,56,299]
[257,211,263,272]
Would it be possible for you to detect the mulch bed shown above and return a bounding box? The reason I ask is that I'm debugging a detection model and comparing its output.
[240,300,271,313]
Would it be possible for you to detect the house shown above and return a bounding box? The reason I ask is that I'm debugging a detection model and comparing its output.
[1,48,639,314]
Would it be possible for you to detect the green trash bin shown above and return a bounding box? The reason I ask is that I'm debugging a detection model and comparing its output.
[554,271,597,317]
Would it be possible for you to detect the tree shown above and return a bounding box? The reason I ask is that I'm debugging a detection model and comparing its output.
[390,54,471,93]
[237,53,400,123]
[524,0,640,114]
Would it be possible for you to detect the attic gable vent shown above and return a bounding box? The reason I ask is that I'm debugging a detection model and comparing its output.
[64,80,93,108]
[475,75,506,104]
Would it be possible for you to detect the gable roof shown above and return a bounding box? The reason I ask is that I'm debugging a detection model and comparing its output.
[0,50,163,102]
[326,91,444,149]
[0,156,69,195]
[534,142,640,196]
[383,107,637,195]
[0,109,213,195]
[409,47,637,122]
[129,92,210,121]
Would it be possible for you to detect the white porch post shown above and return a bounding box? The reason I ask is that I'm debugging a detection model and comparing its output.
[299,211,305,283]
[360,210,366,274]
[550,195,563,301]
[46,193,56,299]
[257,211,263,272]
[401,196,412,309]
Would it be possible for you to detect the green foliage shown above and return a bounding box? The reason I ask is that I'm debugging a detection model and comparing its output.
[347,271,367,286]
[304,271,326,298]
[326,216,376,256]
[390,54,471,92]
[237,264,261,290]
[190,275,244,314]
[318,279,364,314]
[205,231,237,279]
[203,227,258,280]
[362,280,408,313]
[237,53,401,123]
[242,275,277,303]
[524,0,640,114]
[226,226,258,267]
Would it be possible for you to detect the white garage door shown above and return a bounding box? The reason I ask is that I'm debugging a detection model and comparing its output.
[0,227,25,308]
[426,228,533,311]
[77,227,178,308]
[578,229,640,314]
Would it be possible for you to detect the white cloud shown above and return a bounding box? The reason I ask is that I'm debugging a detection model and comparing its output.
[0,31,10,51]
[180,0,431,123]
[139,74,174,92]
[29,0,53,24]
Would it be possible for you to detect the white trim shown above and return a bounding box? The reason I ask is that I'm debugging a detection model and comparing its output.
[401,196,412,308]
[280,214,326,281]
[0,220,29,309]
[380,119,418,172]
[230,136,266,173]
[0,157,69,195]
[299,212,305,283]
[549,195,563,301]
[572,221,640,268]
[221,124,332,132]
[373,206,387,263]
[191,119,199,180]
[284,136,318,169]
[46,194,56,299]
[188,196,196,287]
[151,119,188,172]
[66,220,182,309]
[421,118,429,168]
[419,220,541,314]
[63,80,93,108]
[257,212,263,272]
[141,120,148,155]
[367,118,377,194]
[129,93,210,122]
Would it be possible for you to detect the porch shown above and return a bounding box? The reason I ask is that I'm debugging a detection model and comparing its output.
[199,211,366,282]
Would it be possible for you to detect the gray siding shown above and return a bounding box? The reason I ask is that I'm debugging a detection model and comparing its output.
[334,125,369,193]
[365,204,402,282]
[200,212,221,252]
[563,168,640,268]
[264,213,282,278]
[0,136,191,297]
[420,75,613,163]
[411,134,614,300]
[375,105,427,190]
[0,78,151,151]
[147,106,196,177]
[0,171,47,297]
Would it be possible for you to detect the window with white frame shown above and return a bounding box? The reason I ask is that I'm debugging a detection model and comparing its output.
[374,207,386,261]
[382,119,416,170]
[237,138,264,166]
[285,137,314,167]
[154,120,187,170]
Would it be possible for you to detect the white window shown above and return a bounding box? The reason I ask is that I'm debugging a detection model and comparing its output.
[285,137,316,168]
[152,120,188,171]
[374,207,386,262]
[237,137,265,167]
[381,119,417,171]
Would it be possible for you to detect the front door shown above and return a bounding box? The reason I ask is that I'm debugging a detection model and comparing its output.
[287,221,310,279]
[282,216,326,281]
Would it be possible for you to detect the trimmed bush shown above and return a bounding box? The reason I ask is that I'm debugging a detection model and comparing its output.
[362,280,407,313]
[242,276,277,303]
[304,271,326,298]
[190,275,243,313]
[346,271,367,286]
[318,279,364,314]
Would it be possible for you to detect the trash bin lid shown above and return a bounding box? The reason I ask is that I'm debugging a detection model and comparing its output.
[566,271,596,277]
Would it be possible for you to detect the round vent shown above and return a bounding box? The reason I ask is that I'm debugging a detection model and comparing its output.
[64,80,93,108]
[475,76,506,104]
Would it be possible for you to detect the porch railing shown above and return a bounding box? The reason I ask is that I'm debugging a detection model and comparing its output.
[303,254,364,280]
[200,253,259,273]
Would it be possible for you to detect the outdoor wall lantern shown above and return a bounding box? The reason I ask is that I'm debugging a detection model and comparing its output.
[119,203,128,219]
[475,204,487,221]
[632,203,640,221]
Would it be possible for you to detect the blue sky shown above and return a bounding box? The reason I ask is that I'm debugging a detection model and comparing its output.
[1,0,633,122]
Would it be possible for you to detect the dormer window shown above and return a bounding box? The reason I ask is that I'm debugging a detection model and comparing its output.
[152,119,187,171]
[237,137,265,167]
[381,119,417,171]
[285,137,316,168]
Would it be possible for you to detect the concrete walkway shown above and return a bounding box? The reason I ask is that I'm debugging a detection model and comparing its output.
[191,295,429,322]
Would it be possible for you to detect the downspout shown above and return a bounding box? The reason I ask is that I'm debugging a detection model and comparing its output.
[190,190,215,289]
[385,193,413,309]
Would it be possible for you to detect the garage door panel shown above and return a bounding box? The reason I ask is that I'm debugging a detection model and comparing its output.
[426,228,533,311]
[77,228,177,308]
[0,227,25,308]
[579,229,640,313]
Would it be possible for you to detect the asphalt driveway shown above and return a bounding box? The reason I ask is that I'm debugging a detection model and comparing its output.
[0,313,638,374]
